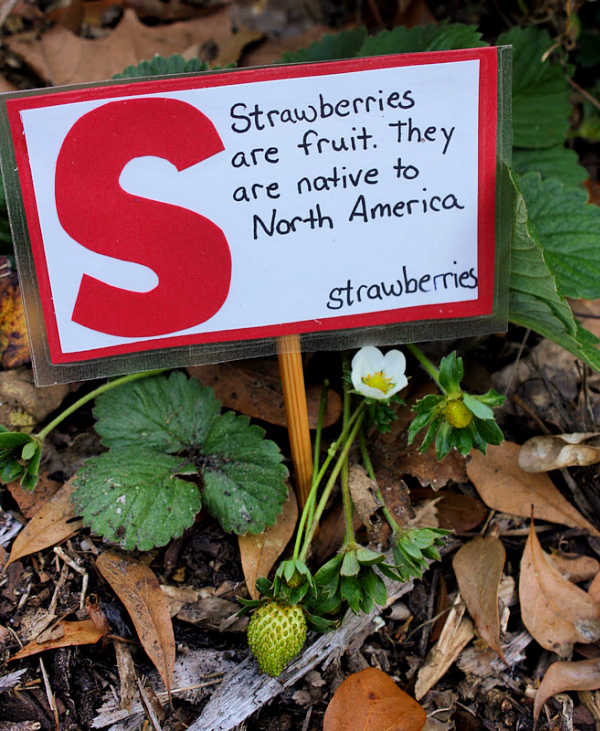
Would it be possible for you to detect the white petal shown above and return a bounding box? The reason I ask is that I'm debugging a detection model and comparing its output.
[351,346,384,391]
[382,349,407,380]
[355,381,391,400]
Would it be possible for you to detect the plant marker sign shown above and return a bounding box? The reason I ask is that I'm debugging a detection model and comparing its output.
[0,47,511,385]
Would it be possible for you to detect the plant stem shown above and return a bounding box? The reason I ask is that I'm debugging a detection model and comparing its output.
[341,357,354,545]
[299,411,365,563]
[292,401,366,561]
[359,430,401,534]
[406,344,443,392]
[37,369,167,440]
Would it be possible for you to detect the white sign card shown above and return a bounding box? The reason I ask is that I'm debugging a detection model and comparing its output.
[0,47,511,384]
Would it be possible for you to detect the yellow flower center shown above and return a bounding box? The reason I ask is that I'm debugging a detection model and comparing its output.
[362,370,394,394]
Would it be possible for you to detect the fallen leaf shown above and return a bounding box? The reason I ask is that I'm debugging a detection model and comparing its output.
[534,658,600,723]
[452,535,506,660]
[188,361,341,429]
[238,485,297,599]
[519,433,600,472]
[8,472,61,519]
[6,7,234,85]
[96,551,174,693]
[84,595,111,636]
[467,442,600,535]
[9,620,103,660]
[323,667,426,731]
[6,478,83,567]
[548,552,600,583]
[435,491,487,532]
[184,26,262,67]
[0,263,29,369]
[348,464,380,529]
[0,367,68,431]
[589,572,600,604]
[414,599,475,700]
[519,519,600,656]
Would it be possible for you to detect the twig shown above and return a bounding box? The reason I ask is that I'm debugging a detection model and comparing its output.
[0,0,18,28]
[39,658,60,731]
[568,77,600,111]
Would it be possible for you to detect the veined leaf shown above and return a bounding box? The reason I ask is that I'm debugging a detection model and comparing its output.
[114,54,210,79]
[200,410,288,534]
[512,146,587,188]
[358,23,485,56]
[498,26,570,148]
[94,371,221,452]
[92,373,287,539]
[280,27,367,64]
[73,448,201,551]
[518,172,600,299]
[507,171,600,371]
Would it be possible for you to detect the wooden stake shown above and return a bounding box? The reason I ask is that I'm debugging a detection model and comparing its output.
[277,334,313,508]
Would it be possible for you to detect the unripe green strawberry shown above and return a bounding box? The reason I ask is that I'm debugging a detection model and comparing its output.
[247,601,307,677]
[444,399,473,428]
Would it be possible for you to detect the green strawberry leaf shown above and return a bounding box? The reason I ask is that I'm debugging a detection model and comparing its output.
[114,54,210,79]
[93,372,221,452]
[73,448,201,551]
[512,146,587,188]
[518,172,600,299]
[498,26,570,148]
[358,23,486,56]
[280,27,367,63]
[199,410,288,534]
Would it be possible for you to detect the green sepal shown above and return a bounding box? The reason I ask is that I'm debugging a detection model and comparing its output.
[462,393,494,420]
[21,444,42,491]
[304,610,339,633]
[438,351,463,395]
[255,577,274,598]
[1,460,23,482]
[0,431,32,448]
[355,547,385,565]
[340,575,363,614]
[341,550,360,577]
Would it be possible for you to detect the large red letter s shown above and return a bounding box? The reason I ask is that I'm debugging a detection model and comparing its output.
[55,97,231,337]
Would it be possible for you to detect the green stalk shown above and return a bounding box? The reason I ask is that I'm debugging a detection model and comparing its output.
[340,357,354,545]
[406,344,443,392]
[359,429,401,534]
[292,400,366,560]
[37,369,167,440]
[299,411,365,563]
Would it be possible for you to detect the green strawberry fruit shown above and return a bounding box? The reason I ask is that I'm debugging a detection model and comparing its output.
[444,399,473,429]
[247,601,307,677]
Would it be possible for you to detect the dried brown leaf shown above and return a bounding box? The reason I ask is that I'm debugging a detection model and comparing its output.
[519,433,600,472]
[238,486,297,599]
[96,551,174,693]
[467,442,600,535]
[548,552,600,583]
[452,535,506,660]
[414,599,475,700]
[9,620,103,660]
[534,658,600,723]
[348,464,380,529]
[8,472,61,519]
[6,478,82,567]
[84,595,111,636]
[519,520,600,656]
[589,572,600,604]
[323,667,426,731]
[435,491,487,532]
[188,361,341,428]
[0,264,29,368]
[6,7,234,85]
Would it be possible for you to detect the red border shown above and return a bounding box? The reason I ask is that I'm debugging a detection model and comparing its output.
[6,47,497,364]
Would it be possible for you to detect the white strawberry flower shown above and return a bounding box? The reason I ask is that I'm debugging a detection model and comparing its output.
[351,346,408,401]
